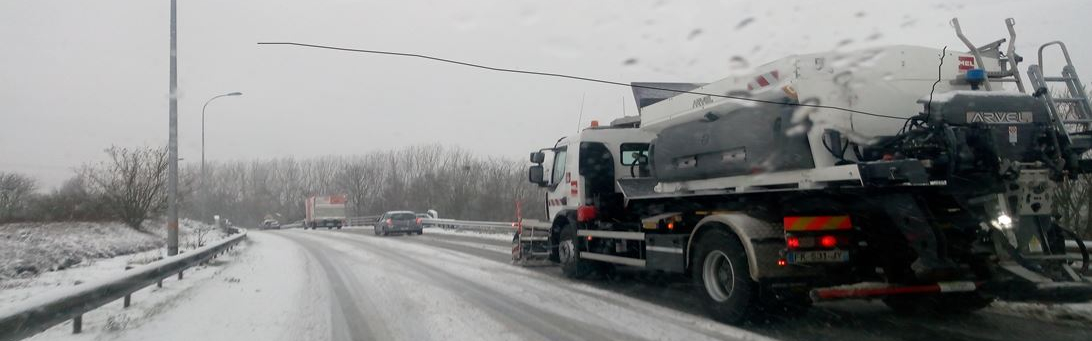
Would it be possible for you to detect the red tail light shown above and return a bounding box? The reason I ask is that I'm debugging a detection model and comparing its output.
[576,205,598,222]
[386,218,393,226]
[820,235,838,248]
[786,236,801,249]
[416,218,422,225]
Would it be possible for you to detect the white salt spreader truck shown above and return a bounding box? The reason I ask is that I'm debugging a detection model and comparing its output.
[518,18,1092,323]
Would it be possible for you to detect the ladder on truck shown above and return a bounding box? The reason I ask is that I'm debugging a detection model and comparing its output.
[954,18,1092,148]
[1027,42,1092,136]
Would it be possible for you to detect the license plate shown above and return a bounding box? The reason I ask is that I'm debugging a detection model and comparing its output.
[786,250,849,264]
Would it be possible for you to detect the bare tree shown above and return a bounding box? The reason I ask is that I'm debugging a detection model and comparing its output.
[179,144,545,226]
[0,172,37,222]
[1050,87,1092,238]
[83,146,169,230]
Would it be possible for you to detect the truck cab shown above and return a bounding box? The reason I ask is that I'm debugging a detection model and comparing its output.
[530,123,654,221]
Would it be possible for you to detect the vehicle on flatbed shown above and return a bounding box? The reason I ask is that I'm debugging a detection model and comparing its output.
[376,211,424,236]
[518,18,1092,323]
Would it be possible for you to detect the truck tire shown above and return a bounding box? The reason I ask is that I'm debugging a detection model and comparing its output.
[558,224,595,279]
[883,292,994,314]
[691,228,757,324]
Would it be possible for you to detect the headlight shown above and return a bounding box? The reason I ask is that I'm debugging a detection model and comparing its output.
[996,214,1013,227]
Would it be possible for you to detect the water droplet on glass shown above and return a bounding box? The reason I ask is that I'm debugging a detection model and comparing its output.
[736,17,754,30]
[623,58,639,66]
[688,28,703,40]
[855,11,866,18]
[866,32,882,41]
[729,56,749,70]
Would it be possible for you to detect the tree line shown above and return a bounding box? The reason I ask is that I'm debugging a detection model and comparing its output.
[0,144,544,229]
[193,144,543,226]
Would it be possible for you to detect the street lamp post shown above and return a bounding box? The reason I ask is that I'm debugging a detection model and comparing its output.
[167,0,179,256]
[200,92,242,222]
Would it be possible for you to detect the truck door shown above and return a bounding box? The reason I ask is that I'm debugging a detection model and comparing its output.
[546,146,573,220]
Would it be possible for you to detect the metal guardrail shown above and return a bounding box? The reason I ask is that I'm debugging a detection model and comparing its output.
[0,228,248,341]
[347,215,380,227]
[421,218,518,233]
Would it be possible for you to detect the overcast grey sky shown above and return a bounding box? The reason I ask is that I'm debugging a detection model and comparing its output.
[2,0,1090,189]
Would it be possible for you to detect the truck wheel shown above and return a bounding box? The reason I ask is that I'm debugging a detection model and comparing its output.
[692,229,757,324]
[883,292,994,314]
[558,224,594,279]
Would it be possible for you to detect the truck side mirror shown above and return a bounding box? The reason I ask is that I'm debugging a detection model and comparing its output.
[530,151,546,164]
[528,165,546,187]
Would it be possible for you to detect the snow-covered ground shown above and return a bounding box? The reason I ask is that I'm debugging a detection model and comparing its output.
[282,230,770,341]
[21,231,326,341]
[0,222,162,281]
[1,219,227,307]
[17,234,297,341]
[30,227,768,341]
[988,300,1092,326]
[422,226,515,242]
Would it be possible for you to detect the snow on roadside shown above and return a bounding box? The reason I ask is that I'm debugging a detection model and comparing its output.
[22,237,260,341]
[422,227,515,242]
[1,219,228,307]
[21,231,329,341]
[0,248,163,306]
[987,300,1092,326]
[0,222,162,281]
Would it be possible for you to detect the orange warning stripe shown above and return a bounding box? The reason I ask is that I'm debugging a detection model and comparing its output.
[783,216,852,231]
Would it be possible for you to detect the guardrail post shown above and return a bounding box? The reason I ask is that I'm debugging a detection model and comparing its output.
[178,271,183,280]
[123,294,131,308]
[72,315,82,334]
[157,279,163,288]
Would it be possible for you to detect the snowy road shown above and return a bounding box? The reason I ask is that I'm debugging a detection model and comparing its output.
[65,227,1090,341]
[279,229,767,341]
[324,228,1092,341]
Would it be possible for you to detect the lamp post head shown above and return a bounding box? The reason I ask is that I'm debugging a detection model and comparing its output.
[226,92,242,96]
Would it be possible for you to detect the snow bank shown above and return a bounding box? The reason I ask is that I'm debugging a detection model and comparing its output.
[0,221,163,281]
[21,236,270,341]
[0,219,226,305]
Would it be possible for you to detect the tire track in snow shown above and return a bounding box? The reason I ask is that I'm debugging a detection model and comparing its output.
[297,229,768,341]
[290,235,391,341]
